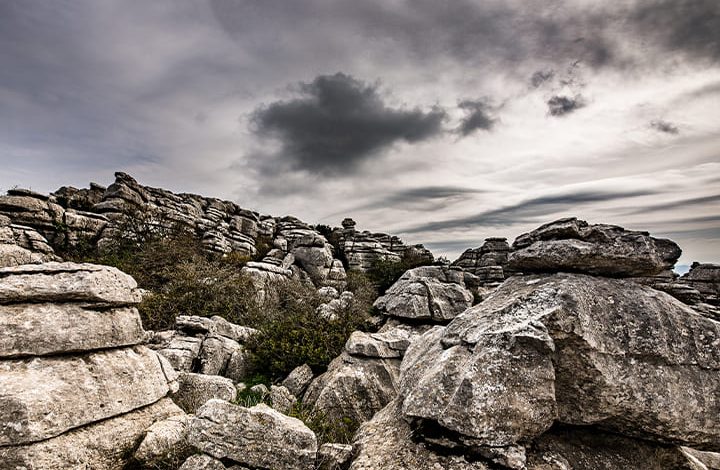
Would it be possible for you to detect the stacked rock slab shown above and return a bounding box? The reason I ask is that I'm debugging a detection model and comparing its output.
[0,215,57,268]
[681,263,720,306]
[336,218,433,272]
[304,266,474,428]
[0,262,183,469]
[350,218,715,469]
[452,237,511,286]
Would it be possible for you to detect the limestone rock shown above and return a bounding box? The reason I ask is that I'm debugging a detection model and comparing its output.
[373,266,473,322]
[317,443,354,470]
[526,426,708,470]
[0,304,144,358]
[133,414,192,466]
[0,262,141,305]
[198,334,242,375]
[270,384,298,414]
[282,363,315,397]
[684,448,720,470]
[153,334,204,371]
[172,372,237,414]
[345,322,430,358]
[350,399,489,470]
[224,347,254,382]
[508,217,681,277]
[681,263,720,305]
[401,274,720,450]
[0,244,44,268]
[0,346,171,445]
[304,352,400,426]
[179,454,227,470]
[0,398,183,470]
[187,399,318,469]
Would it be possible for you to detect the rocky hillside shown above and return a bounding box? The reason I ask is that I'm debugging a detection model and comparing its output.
[0,177,719,470]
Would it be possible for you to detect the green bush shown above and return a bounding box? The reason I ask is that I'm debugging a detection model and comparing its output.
[365,251,433,295]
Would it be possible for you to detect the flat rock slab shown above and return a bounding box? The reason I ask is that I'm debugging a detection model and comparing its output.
[508,217,681,277]
[0,304,144,358]
[0,398,183,470]
[0,262,141,305]
[401,274,720,450]
[0,345,170,445]
[187,400,317,470]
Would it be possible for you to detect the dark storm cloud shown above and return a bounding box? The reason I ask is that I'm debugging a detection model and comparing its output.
[334,186,484,215]
[531,70,555,88]
[625,194,720,214]
[651,120,680,134]
[457,100,497,136]
[630,0,720,63]
[547,95,586,117]
[250,73,446,174]
[402,190,656,233]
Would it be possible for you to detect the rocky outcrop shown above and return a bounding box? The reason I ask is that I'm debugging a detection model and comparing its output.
[401,274,720,450]
[682,263,720,306]
[171,372,237,414]
[452,237,511,285]
[149,315,258,382]
[373,266,475,322]
[508,217,681,277]
[282,364,315,397]
[336,218,432,272]
[0,215,57,268]
[186,399,317,469]
[0,262,183,469]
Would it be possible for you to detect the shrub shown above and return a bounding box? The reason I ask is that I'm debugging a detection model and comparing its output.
[365,251,433,295]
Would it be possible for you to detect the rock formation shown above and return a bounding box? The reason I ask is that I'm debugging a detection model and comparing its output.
[0,262,183,469]
[452,237,511,285]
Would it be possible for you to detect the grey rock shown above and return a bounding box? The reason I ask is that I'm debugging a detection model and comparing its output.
[0,398,183,470]
[179,454,227,470]
[684,448,720,470]
[0,346,171,445]
[304,352,400,426]
[508,217,681,277]
[154,334,204,371]
[317,443,354,470]
[187,399,318,469]
[0,244,44,268]
[402,274,720,450]
[350,399,489,470]
[373,266,473,322]
[270,384,298,414]
[282,364,315,397]
[198,334,242,376]
[526,426,708,470]
[345,322,430,358]
[0,304,144,358]
[225,347,254,382]
[133,414,191,466]
[172,372,237,414]
[0,262,141,305]
[250,383,269,395]
[681,263,720,305]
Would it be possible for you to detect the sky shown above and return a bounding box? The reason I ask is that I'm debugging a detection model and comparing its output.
[1,0,719,266]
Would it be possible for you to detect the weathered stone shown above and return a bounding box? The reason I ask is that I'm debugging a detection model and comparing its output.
[373,266,473,321]
[179,454,227,470]
[270,384,298,414]
[508,217,681,277]
[304,352,400,426]
[198,334,242,376]
[350,399,489,470]
[187,400,318,469]
[0,398,183,470]
[402,274,720,450]
[317,443,354,470]
[681,263,720,305]
[154,334,204,371]
[0,244,44,268]
[0,303,144,358]
[282,363,315,397]
[345,322,430,358]
[134,414,191,466]
[0,262,141,305]
[317,291,354,320]
[225,346,254,382]
[526,426,708,470]
[0,346,170,445]
[172,372,237,414]
[684,448,720,470]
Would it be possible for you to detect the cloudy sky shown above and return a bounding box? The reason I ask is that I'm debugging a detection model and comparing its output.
[1,0,719,267]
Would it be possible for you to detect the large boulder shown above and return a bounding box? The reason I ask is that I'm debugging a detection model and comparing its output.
[508,218,681,277]
[187,399,317,469]
[400,274,720,451]
[304,352,400,426]
[171,372,237,414]
[373,266,474,322]
[681,263,720,305]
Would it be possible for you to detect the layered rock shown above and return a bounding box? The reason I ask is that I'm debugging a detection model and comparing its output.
[0,262,183,469]
[336,218,432,272]
[0,214,56,268]
[452,237,511,285]
[508,217,681,277]
[373,266,475,322]
[186,399,317,469]
[681,263,720,306]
